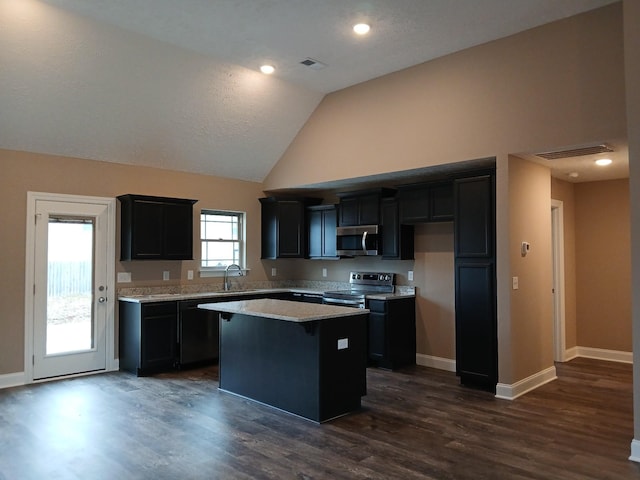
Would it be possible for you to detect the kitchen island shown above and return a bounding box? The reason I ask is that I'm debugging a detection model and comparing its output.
[198,298,369,423]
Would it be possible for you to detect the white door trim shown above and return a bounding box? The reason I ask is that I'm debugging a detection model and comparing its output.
[24,192,117,383]
[551,199,566,362]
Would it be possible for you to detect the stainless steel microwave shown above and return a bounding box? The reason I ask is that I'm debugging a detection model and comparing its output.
[336,225,380,256]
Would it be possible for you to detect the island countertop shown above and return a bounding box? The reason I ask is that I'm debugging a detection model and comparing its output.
[198,298,368,323]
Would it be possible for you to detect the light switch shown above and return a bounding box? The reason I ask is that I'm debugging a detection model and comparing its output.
[322,268,327,277]
[163,271,170,281]
[512,276,519,290]
[337,338,349,350]
[408,270,414,281]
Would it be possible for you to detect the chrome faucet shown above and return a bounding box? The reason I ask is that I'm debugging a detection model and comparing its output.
[224,264,244,291]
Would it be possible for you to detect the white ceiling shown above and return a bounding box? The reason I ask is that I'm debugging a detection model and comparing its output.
[1,0,624,185]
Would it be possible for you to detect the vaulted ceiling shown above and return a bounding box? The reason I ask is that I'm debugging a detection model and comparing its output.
[0,0,620,183]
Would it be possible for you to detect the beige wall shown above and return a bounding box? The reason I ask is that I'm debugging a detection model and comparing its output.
[0,149,266,375]
[575,179,631,351]
[551,178,578,350]
[552,178,631,353]
[264,4,625,192]
[508,156,554,380]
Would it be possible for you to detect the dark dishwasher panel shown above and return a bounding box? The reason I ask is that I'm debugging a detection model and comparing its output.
[178,299,219,367]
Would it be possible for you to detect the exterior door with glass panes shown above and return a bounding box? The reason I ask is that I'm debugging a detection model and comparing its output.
[32,198,112,380]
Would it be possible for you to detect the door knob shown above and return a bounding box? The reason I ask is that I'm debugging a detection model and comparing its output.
[98,297,107,303]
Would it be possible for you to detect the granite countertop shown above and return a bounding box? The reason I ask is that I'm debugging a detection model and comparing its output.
[118,286,415,303]
[198,298,369,323]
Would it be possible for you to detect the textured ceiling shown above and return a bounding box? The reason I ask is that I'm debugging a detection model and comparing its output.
[0,0,622,184]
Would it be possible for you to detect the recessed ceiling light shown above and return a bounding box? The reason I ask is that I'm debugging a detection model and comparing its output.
[260,65,275,75]
[353,23,370,35]
[568,172,579,178]
[595,158,612,166]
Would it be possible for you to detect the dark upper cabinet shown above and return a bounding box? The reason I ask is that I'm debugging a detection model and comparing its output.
[453,173,497,392]
[336,189,395,226]
[118,194,197,261]
[454,176,493,258]
[429,182,455,222]
[260,197,320,259]
[307,204,338,259]
[381,197,414,260]
[398,181,453,224]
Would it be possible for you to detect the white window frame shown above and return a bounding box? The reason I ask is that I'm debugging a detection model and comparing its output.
[199,209,247,277]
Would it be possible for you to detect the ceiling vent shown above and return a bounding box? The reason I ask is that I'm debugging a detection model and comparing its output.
[534,143,614,160]
[300,58,327,70]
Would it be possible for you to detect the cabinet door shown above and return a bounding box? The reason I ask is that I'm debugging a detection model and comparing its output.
[277,200,304,257]
[260,200,278,259]
[368,311,387,362]
[429,182,454,222]
[179,300,219,366]
[357,194,380,225]
[308,209,323,258]
[455,262,497,387]
[398,187,430,224]
[164,202,194,259]
[140,303,177,371]
[338,197,359,226]
[321,207,337,257]
[381,198,399,258]
[131,200,164,259]
[454,176,493,257]
[381,198,414,260]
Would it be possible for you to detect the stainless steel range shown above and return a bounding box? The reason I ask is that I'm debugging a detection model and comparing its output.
[322,271,395,309]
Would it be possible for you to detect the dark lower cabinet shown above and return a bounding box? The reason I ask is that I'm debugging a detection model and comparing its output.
[119,301,178,376]
[178,299,220,367]
[454,173,497,392]
[367,297,416,370]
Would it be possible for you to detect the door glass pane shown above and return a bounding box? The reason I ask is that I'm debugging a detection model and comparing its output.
[47,217,94,355]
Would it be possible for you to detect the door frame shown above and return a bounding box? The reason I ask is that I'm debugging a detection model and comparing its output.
[551,199,566,362]
[24,191,117,383]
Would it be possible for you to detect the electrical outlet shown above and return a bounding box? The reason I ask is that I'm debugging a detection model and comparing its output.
[187,270,194,280]
[408,270,414,281]
[271,267,277,277]
[163,271,170,281]
[322,268,327,277]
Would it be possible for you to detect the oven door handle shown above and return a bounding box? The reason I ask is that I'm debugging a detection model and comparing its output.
[361,230,368,253]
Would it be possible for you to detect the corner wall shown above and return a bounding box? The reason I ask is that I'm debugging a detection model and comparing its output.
[508,156,554,381]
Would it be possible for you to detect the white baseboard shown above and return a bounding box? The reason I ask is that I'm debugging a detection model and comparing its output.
[495,366,557,401]
[0,371,26,390]
[629,439,640,463]
[0,361,119,390]
[564,346,579,361]
[572,346,633,364]
[416,353,456,372]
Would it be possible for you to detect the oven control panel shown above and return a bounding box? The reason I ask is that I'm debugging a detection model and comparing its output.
[349,271,395,287]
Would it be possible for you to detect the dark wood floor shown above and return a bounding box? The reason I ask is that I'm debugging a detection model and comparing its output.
[0,358,638,479]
